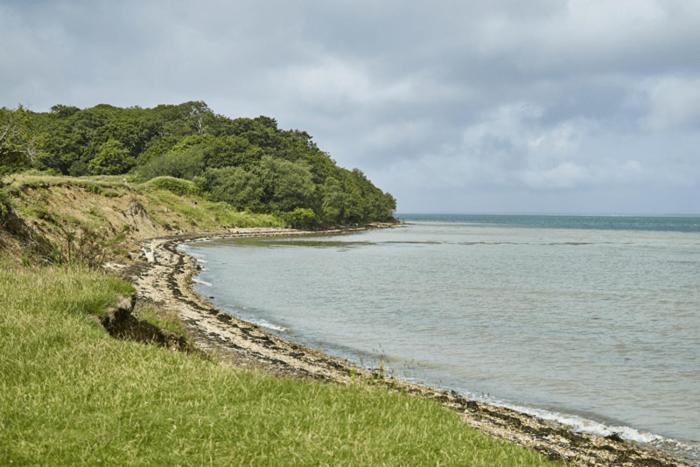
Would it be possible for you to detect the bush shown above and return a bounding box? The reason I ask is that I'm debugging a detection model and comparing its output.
[135,148,205,181]
[283,207,318,230]
[88,139,135,175]
[0,189,11,225]
[144,176,199,196]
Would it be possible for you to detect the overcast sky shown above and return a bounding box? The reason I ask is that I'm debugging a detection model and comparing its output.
[2,0,699,214]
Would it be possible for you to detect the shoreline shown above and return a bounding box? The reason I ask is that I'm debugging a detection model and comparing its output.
[127,226,686,467]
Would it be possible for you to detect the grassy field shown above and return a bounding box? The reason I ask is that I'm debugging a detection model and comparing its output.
[0,262,552,465]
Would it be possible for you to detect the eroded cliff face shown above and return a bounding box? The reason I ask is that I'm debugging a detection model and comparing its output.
[0,174,281,263]
[0,184,166,263]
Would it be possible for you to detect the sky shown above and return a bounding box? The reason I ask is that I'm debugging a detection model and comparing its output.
[1,0,699,214]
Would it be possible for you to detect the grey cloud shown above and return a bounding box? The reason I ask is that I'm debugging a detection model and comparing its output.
[1,0,699,213]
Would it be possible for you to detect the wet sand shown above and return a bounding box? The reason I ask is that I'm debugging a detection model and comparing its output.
[127,227,686,467]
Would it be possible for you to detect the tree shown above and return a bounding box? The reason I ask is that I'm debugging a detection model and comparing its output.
[202,167,264,211]
[50,105,80,118]
[0,107,46,175]
[88,139,135,175]
[136,145,205,180]
[255,156,316,213]
[283,207,318,229]
[0,102,397,226]
[321,176,353,224]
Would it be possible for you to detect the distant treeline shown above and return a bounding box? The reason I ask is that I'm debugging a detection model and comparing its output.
[0,102,395,227]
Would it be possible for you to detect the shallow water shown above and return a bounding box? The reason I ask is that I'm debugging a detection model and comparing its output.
[185,215,700,461]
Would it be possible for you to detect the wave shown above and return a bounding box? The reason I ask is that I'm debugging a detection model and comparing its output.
[247,318,287,332]
[471,397,699,463]
[495,401,661,442]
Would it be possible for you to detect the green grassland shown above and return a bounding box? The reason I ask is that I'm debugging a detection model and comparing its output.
[0,262,551,465]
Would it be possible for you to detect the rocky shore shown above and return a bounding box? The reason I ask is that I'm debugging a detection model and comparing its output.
[126,227,686,467]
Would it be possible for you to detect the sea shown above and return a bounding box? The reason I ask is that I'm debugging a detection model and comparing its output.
[182,214,700,463]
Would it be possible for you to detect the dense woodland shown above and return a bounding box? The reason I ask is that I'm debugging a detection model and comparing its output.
[0,102,396,227]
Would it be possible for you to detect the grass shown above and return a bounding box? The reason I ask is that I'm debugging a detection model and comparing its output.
[1,172,136,194]
[0,262,552,465]
[143,189,283,230]
[133,303,190,338]
[0,172,283,266]
[2,172,283,230]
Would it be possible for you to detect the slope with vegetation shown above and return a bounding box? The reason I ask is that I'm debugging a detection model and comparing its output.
[0,262,549,465]
[0,102,396,228]
[0,104,552,465]
[0,173,282,265]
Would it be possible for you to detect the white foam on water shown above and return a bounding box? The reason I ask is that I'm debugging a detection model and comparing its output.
[248,318,287,332]
[468,394,700,462]
[495,401,662,443]
[193,277,213,287]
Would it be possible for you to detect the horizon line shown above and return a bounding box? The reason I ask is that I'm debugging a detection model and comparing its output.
[396,212,700,218]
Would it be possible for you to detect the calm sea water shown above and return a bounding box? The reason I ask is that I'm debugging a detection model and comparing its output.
[185,215,700,461]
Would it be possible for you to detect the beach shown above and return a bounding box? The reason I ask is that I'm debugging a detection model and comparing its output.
[125,227,686,467]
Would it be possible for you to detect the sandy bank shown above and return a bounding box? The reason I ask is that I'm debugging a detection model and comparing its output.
[126,226,685,467]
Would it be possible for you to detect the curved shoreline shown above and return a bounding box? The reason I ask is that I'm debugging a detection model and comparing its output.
[128,227,686,467]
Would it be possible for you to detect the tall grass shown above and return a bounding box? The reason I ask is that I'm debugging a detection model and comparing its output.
[3,171,284,230]
[0,263,551,465]
[143,189,283,229]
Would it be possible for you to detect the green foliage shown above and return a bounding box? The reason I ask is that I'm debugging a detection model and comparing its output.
[322,176,356,224]
[143,189,284,229]
[133,303,190,340]
[135,137,207,180]
[0,189,11,225]
[144,176,199,196]
[256,156,316,213]
[0,107,46,175]
[0,264,550,466]
[1,102,396,226]
[201,166,264,211]
[88,139,135,175]
[283,207,318,229]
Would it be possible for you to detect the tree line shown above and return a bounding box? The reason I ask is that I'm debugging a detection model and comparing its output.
[0,102,396,227]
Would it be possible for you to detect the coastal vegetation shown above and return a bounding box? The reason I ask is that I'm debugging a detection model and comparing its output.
[0,105,551,464]
[0,172,282,265]
[0,262,550,465]
[0,102,396,227]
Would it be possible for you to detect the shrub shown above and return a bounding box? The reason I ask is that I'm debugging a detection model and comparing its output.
[144,176,199,196]
[283,207,318,230]
[135,148,205,181]
[0,189,11,225]
[88,139,136,175]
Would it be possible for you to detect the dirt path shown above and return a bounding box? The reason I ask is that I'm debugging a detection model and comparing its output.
[127,228,685,467]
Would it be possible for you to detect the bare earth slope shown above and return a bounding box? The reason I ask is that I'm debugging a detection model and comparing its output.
[0,174,281,262]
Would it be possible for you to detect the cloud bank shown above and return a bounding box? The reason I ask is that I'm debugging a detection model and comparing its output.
[1,0,699,213]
